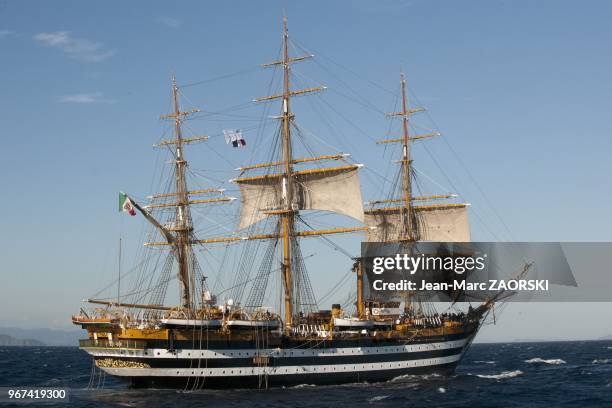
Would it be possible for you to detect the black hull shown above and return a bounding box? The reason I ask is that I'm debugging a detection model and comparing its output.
[84,323,482,389]
[127,362,459,389]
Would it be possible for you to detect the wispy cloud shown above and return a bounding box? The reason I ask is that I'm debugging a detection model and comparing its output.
[59,92,115,104]
[33,31,115,62]
[153,17,181,29]
[0,29,18,39]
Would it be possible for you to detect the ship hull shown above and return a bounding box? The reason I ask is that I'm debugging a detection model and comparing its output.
[83,331,475,389]
[125,361,459,388]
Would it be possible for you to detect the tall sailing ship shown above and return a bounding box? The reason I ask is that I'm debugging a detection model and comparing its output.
[72,19,510,388]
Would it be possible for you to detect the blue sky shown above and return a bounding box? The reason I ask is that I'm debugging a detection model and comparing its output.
[1,0,611,340]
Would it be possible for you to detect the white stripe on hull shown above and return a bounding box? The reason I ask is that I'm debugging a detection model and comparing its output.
[100,353,463,378]
[83,338,469,360]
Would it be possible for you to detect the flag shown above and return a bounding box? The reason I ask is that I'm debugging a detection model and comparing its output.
[119,192,136,216]
[223,129,246,148]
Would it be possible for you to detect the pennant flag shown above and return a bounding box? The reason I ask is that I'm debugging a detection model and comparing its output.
[223,129,246,148]
[119,192,136,216]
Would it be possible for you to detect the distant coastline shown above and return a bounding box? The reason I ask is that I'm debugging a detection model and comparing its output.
[0,334,44,347]
[0,327,81,347]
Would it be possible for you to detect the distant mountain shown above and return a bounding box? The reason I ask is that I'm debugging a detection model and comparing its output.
[0,334,45,346]
[0,328,82,346]
[598,334,612,340]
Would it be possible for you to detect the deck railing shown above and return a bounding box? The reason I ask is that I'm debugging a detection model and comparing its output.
[79,339,147,349]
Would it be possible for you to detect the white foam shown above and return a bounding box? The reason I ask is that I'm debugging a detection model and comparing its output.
[389,373,441,382]
[368,395,390,402]
[474,360,496,364]
[291,384,317,389]
[525,358,566,365]
[438,387,446,393]
[476,370,524,379]
[592,359,610,365]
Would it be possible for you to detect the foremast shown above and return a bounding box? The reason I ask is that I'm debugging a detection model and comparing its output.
[365,72,468,242]
[376,73,441,241]
[360,72,469,315]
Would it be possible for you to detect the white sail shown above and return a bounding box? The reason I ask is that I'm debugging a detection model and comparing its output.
[236,165,364,230]
[364,205,470,242]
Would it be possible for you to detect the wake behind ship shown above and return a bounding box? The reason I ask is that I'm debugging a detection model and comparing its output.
[72,18,506,389]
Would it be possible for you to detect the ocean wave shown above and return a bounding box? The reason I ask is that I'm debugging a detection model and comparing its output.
[475,370,524,379]
[368,395,390,402]
[438,387,446,393]
[474,360,496,364]
[592,359,610,365]
[291,384,317,389]
[389,373,441,382]
[524,358,566,365]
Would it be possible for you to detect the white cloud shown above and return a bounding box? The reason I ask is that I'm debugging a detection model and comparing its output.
[59,92,115,104]
[33,31,115,62]
[153,17,181,29]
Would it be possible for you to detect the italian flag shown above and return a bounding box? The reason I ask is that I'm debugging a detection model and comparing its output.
[119,192,136,216]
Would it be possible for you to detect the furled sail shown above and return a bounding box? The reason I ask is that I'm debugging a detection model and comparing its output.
[364,204,470,242]
[235,165,364,229]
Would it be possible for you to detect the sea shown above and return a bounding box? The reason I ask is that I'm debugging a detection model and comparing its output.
[0,341,610,407]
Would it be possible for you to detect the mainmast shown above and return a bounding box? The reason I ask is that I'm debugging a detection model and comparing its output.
[149,18,369,327]
[280,17,295,329]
